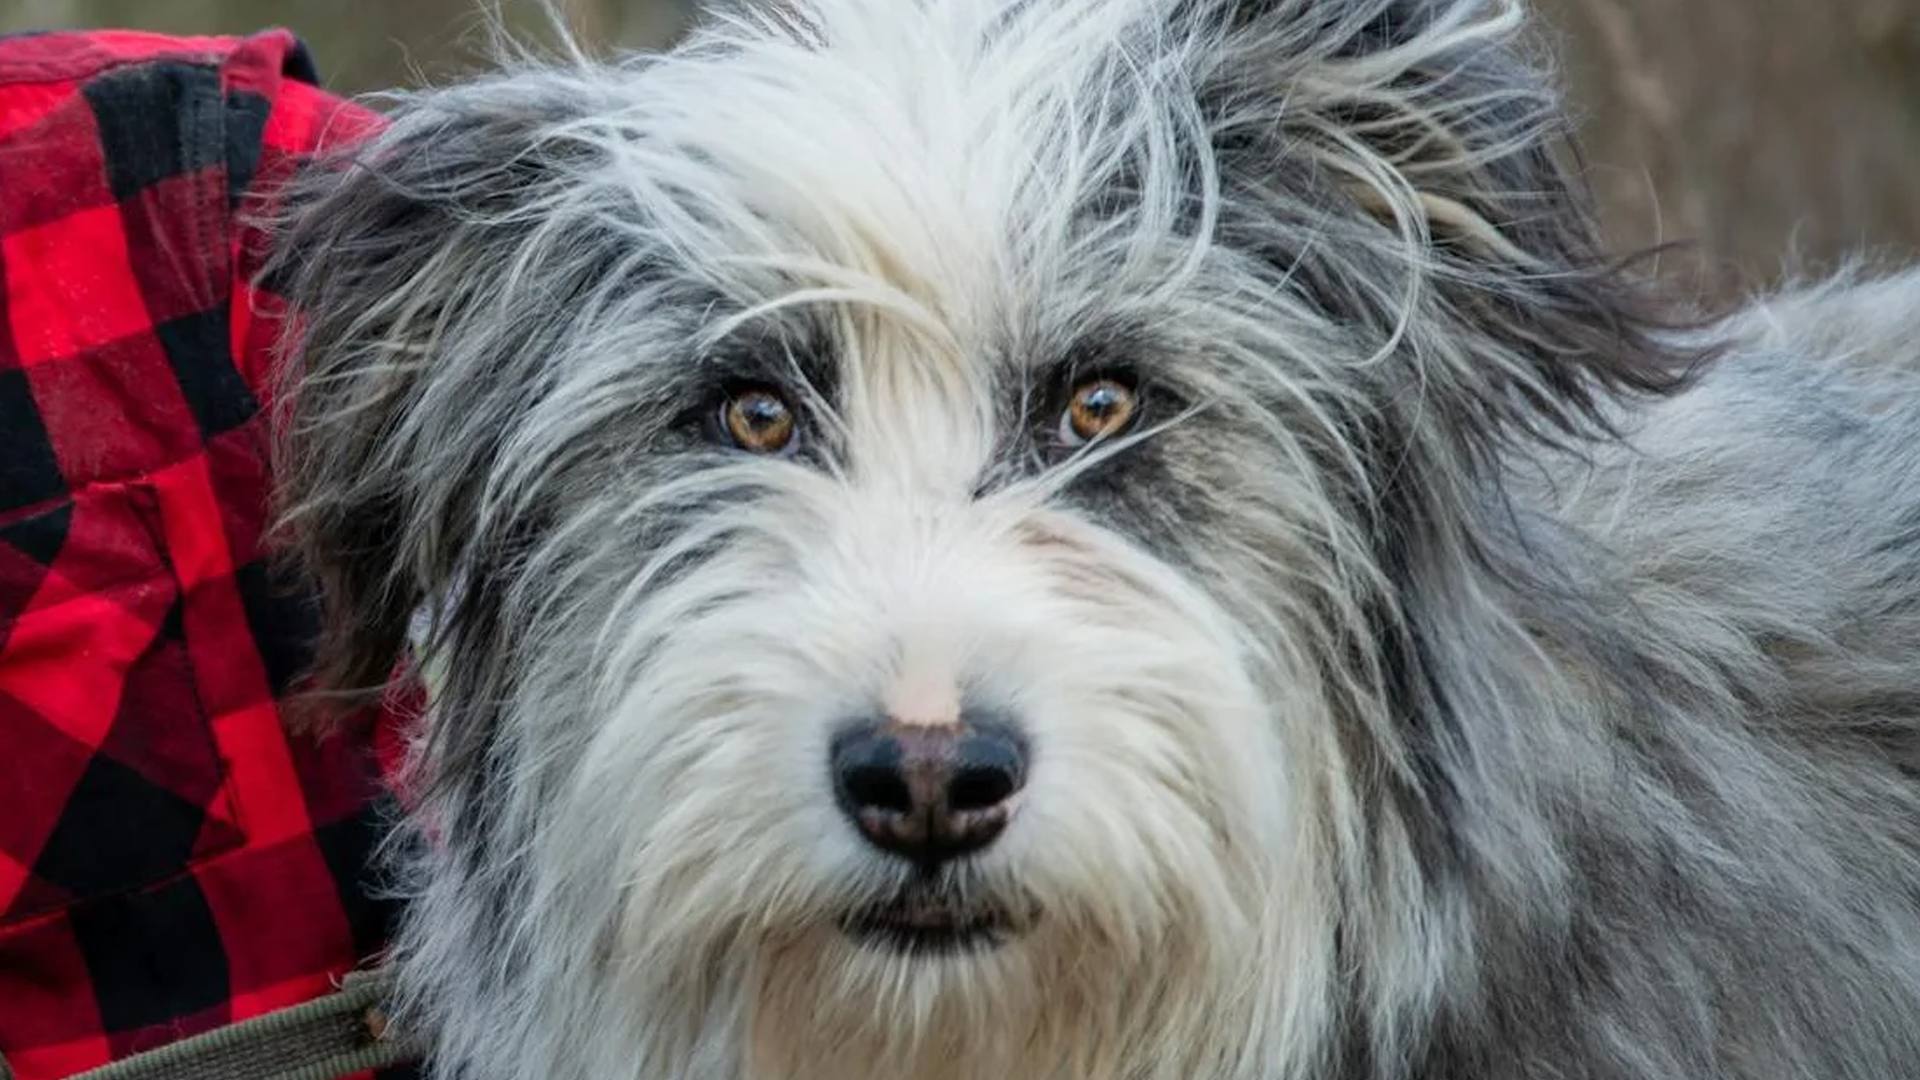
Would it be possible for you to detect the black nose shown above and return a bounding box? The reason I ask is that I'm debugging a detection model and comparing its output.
[830,714,1028,865]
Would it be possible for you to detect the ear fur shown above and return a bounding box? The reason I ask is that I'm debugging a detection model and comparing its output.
[1192,0,1708,453]
[264,70,616,713]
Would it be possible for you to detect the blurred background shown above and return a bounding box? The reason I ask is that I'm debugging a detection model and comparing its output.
[6,0,1917,304]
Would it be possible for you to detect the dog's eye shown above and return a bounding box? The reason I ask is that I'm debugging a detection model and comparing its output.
[720,385,800,455]
[1057,378,1138,447]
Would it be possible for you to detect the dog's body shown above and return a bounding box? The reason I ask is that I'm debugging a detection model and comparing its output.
[263,0,1920,1076]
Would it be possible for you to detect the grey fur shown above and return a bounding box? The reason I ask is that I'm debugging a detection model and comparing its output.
[265,0,1920,1077]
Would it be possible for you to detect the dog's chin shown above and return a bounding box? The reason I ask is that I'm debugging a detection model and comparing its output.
[838,887,1033,957]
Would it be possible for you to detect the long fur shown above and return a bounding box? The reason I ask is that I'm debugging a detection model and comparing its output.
[265,0,1920,1077]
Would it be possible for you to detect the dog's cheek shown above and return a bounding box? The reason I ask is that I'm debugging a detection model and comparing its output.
[550,505,872,863]
[1055,428,1236,562]
[1052,414,1331,646]
[1006,508,1303,892]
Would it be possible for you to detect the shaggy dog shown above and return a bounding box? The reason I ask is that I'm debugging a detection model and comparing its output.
[267,0,1920,1076]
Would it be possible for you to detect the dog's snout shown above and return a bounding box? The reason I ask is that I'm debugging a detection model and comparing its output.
[831,714,1027,864]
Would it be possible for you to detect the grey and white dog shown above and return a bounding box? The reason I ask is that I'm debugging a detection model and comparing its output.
[268,0,1920,1076]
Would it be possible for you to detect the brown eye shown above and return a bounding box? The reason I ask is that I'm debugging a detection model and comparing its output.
[720,386,800,455]
[1058,378,1137,447]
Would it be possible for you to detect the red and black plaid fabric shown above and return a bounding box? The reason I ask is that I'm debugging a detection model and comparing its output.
[0,29,412,1080]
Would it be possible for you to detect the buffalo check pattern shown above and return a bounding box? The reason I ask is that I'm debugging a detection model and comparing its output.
[0,29,415,1080]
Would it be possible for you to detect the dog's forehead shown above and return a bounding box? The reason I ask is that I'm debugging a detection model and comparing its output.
[611,0,1195,362]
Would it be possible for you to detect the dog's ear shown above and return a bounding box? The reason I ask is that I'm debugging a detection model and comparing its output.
[265,75,611,715]
[1191,0,1702,449]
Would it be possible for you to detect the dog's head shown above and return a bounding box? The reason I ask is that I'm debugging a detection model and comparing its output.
[270,0,1688,1076]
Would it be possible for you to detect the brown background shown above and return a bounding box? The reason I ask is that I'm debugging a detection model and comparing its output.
[8,0,1919,303]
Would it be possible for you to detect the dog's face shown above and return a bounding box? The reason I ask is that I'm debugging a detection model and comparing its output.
[271,0,1678,1076]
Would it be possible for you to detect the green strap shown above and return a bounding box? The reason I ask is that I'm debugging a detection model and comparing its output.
[61,969,419,1080]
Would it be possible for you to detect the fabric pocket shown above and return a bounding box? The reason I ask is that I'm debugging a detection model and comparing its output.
[0,479,246,926]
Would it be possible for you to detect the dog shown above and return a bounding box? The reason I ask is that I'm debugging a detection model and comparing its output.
[264,0,1920,1076]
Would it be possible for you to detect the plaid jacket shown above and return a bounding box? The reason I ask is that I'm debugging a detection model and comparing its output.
[0,29,412,1080]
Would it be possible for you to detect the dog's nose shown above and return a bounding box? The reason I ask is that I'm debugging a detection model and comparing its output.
[830,715,1027,864]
